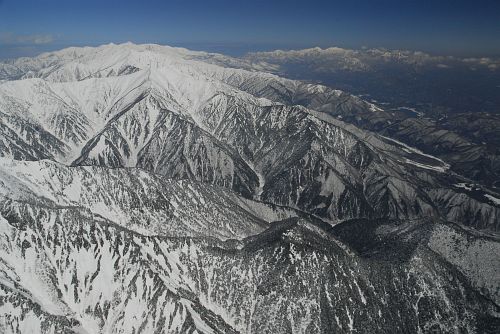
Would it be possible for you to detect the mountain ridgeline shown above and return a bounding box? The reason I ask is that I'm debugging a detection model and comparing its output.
[241,47,500,186]
[0,43,499,333]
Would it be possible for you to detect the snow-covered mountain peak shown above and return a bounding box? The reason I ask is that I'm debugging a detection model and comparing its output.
[1,43,500,333]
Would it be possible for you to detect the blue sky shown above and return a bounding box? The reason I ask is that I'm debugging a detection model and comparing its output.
[0,0,499,58]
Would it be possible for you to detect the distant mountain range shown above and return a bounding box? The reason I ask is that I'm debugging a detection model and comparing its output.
[0,43,499,333]
[243,46,500,114]
[235,47,500,186]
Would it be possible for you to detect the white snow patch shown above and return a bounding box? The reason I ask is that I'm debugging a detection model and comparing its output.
[403,159,447,173]
[484,194,500,206]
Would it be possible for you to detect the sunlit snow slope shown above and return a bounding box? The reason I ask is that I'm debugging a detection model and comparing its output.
[0,43,499,333]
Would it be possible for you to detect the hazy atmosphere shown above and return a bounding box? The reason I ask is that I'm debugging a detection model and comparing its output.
[1,0,500,58]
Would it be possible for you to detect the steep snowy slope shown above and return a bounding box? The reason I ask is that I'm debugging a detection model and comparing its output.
[0,43,499,333]
[236,47,500,186]
[0,70,151,163]
[332,217,500,306]
[0,158,296,240]
[1,201,497,331]
[1,197,499,333]
[1,45,499,229]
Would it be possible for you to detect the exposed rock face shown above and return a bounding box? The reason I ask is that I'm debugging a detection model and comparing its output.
[0,43,499,333]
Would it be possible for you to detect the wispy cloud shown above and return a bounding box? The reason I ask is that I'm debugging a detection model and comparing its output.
[0,32,54,45]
